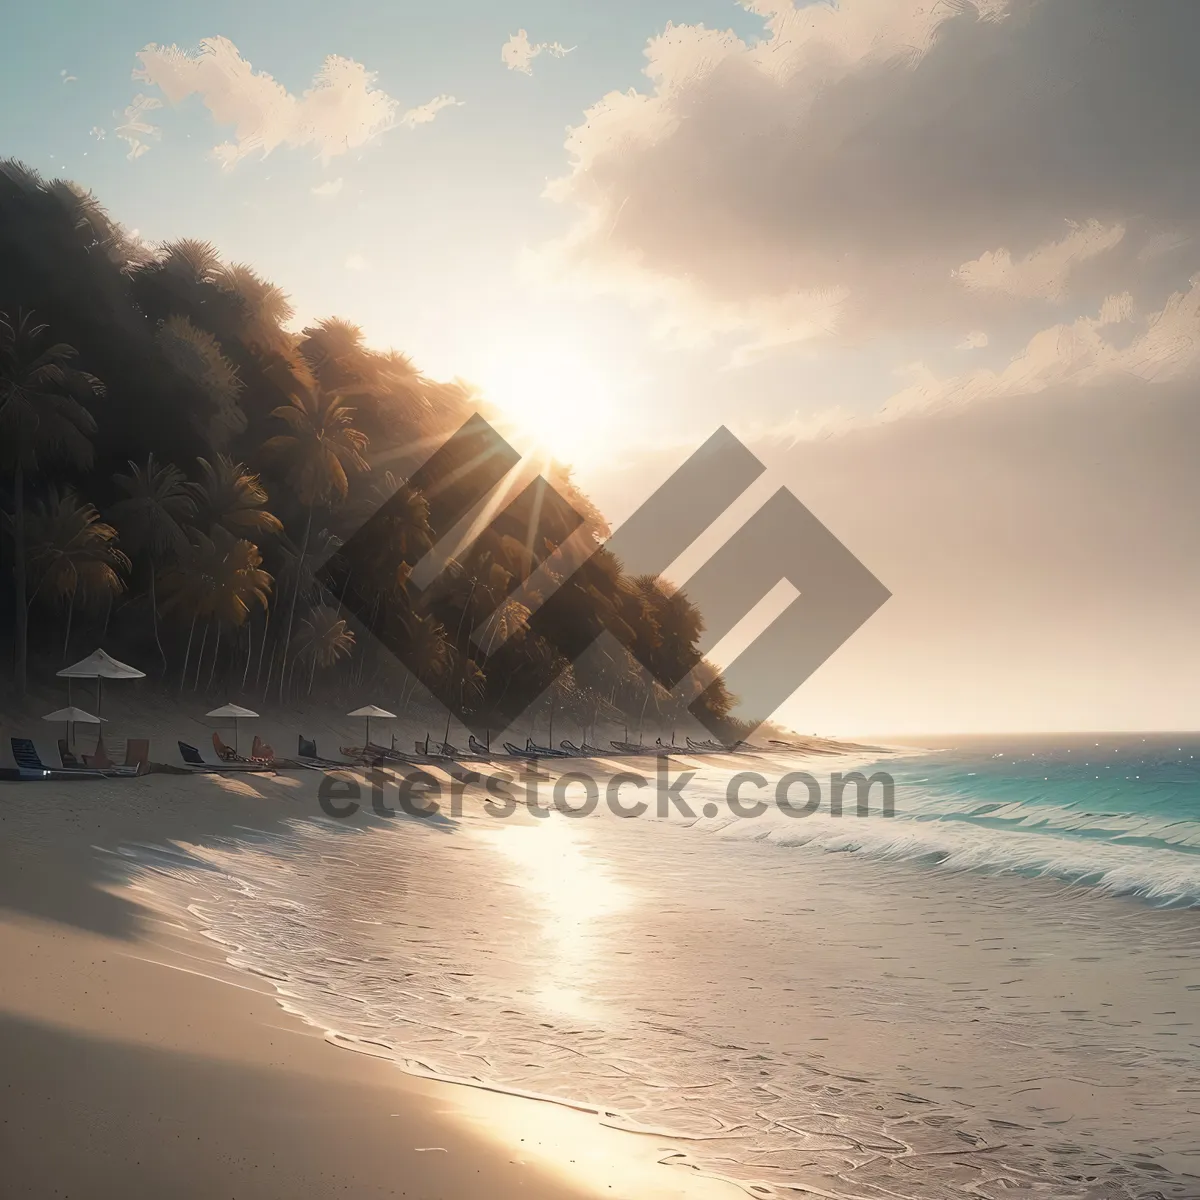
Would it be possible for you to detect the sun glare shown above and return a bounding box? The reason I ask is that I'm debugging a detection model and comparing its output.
[481,346,616,468]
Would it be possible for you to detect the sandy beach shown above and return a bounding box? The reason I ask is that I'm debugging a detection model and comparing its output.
[0,693,758,1200]
[0,765,744,1200]
[2,698,1198,1200]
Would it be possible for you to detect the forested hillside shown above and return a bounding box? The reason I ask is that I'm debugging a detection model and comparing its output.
[0,161,733,737]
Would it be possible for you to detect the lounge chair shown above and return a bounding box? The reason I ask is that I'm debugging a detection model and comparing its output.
[79,737,147,776]
[212,732,240,763]
[125,738,151,770]
[83,737,115,769]
[297,735,348,767]
[12,737,104,780]
[178,741,271,773]
[58,739,85,769]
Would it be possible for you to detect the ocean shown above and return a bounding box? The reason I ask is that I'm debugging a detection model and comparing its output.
[116,736,1200,1198]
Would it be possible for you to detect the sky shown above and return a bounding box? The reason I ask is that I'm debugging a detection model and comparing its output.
[4,0,1199,734]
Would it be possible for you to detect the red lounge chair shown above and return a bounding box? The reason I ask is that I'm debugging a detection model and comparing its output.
[250,735,276,764]
[83,738,115,769]
[212,732,240,762]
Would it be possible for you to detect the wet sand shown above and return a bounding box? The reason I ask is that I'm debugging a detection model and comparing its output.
[0,765,740,1200]
[3,698,1197,1199]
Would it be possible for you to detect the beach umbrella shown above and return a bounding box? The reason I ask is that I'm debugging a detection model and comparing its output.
[206,703,259,754]
[41,706,105,749]
[57,648,146,716]
[347,705,396,748]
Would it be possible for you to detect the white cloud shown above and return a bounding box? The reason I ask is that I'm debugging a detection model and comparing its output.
[502,29,573,75]
[955,220,1125,301]
[957,330,989,350]
[880,284,1200,419]
[115,93,162,160]
[545,1,1200,357]
[311,177,343,197]
[345,254,368,272]
[130,36,400,168]
[399,94,461,128]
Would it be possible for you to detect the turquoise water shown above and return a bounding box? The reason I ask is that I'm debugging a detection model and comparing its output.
[831,733,1200,906]
[119,739,1200,1198]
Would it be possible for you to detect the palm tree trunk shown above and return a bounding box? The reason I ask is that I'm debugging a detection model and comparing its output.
[193,623,210,691]
[262,637,277,699]
[13,464,27,698]
[255,608,270,688]
[207,626,221,690]
[179,614,197,695]
[242,620,253,690]
[279,504,314,705]
[62,598,75,660]
[150,570,167,675]
[638,681,652,742]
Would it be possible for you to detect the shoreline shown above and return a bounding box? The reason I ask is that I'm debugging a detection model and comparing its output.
[5,725,1196,1197]
[0,763,746,1199]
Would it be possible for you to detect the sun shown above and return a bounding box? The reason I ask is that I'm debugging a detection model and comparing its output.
[480,345,616,468]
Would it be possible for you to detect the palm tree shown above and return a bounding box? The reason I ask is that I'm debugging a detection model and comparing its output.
[294,603,355,693]
[156,315,246,448]
[0,310,104,696]
[26,489,129,658]
[158,529,272,693]
[109,453,196,671]
[478,597,530,657]
[399,610,450,712]
[191,454,283,540]
[261,389,368,702]
[159,238,224,287]
[217,263,295,350]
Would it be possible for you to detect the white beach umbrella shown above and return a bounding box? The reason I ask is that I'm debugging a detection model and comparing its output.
[347,704,396,747]
[41,706,106,749]
[57,648,146,715]
[206,703,260,754]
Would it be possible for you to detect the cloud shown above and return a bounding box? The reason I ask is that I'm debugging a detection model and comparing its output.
[957,330,989,350]
[546,0,1200,353]
[879,282,1200,420]
[115,93,162,160]
[130,36,401,168]
[399,94,461,128]
[311,177,343,197]
[344,254,368,272]
[502,29,573,75]
[955,220,1126,301]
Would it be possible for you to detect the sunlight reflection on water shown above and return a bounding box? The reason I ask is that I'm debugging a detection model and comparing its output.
[479,819,630,1021]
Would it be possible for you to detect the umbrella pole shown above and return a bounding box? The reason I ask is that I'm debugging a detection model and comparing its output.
[366,716,371,747]
[234,717,239,754]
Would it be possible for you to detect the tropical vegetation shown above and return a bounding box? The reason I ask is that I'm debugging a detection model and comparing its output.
[0,160,735,737]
